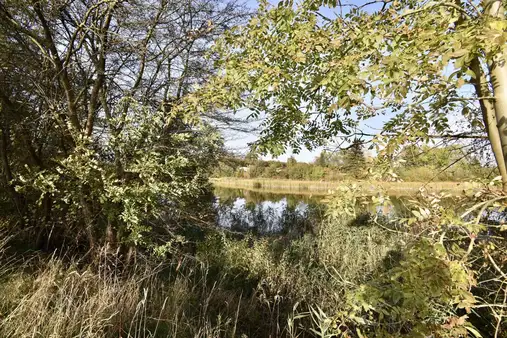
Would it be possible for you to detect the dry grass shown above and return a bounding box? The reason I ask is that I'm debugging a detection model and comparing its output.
[0,242,252,338]
[0,233,306,338]
[211,178,481,195]
[0,213,404,338]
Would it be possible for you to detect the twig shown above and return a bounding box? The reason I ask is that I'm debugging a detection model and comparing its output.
[487,253,507,280]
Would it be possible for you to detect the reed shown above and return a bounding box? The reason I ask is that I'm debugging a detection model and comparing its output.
[211,178,481,195]
[0,238,253,338]
[0,213,402,338]
[0,260,229,337]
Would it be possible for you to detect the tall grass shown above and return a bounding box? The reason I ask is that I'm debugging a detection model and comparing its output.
[198,216,406,320]
[0,237,258,338]
[0,260,227,337]
[0,214,405,338]
[211,177,480,195]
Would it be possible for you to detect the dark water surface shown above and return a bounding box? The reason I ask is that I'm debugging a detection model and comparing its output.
[213,187,417,234]
[213,187,507,237]
[213,187,326,234]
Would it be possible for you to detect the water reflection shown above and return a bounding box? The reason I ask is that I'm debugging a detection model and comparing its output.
[214,187,324,234]
[213,187,470,234]
[213,186,506,248]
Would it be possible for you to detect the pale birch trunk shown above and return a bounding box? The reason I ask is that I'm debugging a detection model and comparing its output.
[485,0,507,190]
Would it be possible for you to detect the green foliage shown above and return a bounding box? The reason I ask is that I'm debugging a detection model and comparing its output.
[315,186,507,337]
[213,156,347,181]
[397,144,489,181]
[343,240,476,336]
[314,151,329,167]
[2,181,506,337]
[214,144,490,182]
[2,1,506,336]
[198,213,404,313]
[337,140,367,178]
[207,0,507,184]
[0,0,243,252]
[214,155,489,182]
[15,102,221,249]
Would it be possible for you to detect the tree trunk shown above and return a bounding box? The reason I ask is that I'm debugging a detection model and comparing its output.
[470,57,507,188]
[80,195,96,250]
[485,0,507,190]
[0,125,24,215]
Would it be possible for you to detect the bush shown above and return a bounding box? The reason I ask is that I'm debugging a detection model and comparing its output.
[398,166,438,182]
[198,213,406,318]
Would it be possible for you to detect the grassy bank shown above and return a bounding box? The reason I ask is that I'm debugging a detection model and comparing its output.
[0,217,405,338]
[211,177,481,195]
[1,199,504,337]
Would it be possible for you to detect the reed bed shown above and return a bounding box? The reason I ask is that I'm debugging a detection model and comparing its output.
[211,178,480,195]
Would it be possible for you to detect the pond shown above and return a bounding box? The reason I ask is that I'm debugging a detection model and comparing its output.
[213,186,507,238]
[213,186,414,234]
[213,186,325,234]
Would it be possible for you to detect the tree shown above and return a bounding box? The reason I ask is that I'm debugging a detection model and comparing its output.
[287,156,298,167]
[314,150,328,167]
[245,149,260,163]
[340,139,366,176]
[210,0,507,189]
[401,144,479,169]
[205,1,507,333]
[0,0,247,252]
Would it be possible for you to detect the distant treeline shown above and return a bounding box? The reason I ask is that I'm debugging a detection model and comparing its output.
[215,144,492,182]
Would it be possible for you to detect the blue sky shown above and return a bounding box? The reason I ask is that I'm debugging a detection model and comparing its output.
[223,0,393,162]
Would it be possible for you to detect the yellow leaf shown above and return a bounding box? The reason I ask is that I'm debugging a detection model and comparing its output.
[489,20,507,31]
[457,77,465,88]
[294,51,306,63]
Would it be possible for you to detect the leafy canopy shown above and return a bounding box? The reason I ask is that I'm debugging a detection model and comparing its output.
[210,0,505,157]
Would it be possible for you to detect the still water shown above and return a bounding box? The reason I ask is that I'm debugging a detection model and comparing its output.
[213,187,326,234]
[213,187,507,236]
[212,187,416,234]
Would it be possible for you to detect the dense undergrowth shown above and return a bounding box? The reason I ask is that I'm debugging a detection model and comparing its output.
[1,185,505,337]
[1,1,506,336]
[0,216,405,338]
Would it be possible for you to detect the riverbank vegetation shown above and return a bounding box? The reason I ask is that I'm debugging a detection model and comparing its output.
[212,177,482,195]
[214,144,492,182]
[1,187,505,337]
[0,0,506,337]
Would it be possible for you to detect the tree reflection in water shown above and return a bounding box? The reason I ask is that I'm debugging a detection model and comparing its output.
[213,186,432,235]
[214,187,325,235]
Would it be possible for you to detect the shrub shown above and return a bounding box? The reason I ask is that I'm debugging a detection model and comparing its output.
[11,107,221,252]
[398,166,437,182]
[314,186,507,337]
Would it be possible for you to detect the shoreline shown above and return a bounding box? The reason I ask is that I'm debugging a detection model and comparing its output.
[211,177,482,195]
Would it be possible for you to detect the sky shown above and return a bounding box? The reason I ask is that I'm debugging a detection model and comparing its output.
[222,0,391,163]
